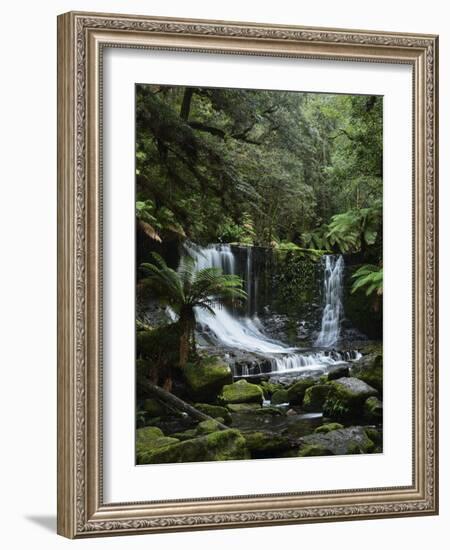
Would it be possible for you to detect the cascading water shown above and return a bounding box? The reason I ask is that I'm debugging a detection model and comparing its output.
[315,255,344,348]
[183,243,359,376]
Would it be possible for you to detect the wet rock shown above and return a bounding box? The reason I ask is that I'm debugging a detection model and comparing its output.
[298,426,376,456]
[137,429,250,464]
[327,366,350,381]
[184,357,232,402]
[364,396,383,421]
[220,379,264,405]
[194,403,232,425]
[351,354,383,394]
[243,431,292,458]
[196,419,224,435]
[303,385,333,412]
[287,378,317,405]
[314,422,344,434]
[271,389,290,405]
[323,377,378,419]
[298,444,333,457]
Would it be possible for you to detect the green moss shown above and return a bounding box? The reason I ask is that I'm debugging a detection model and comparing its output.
[298,444,332,457]
[196,419,222,435]
[364,427,382,446]
[226,403,262,413]
[260,381,283,399]
[352,355,383,394]
[137,429,250,464]
[287,378,316,405]
[136,426,164,443]
[194,403,232,424]
[323,377,378,420]
[219,379,264,405]
[271,389,289,405]
[303,385,333,411]
[314,422,344,434]
[364,396,383,420]
[184,356,232,402]
[243,431,291,457]
[171,429,198,442]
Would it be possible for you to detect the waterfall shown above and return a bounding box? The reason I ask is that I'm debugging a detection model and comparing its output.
[315,255,344,348]
[183,243,357,376]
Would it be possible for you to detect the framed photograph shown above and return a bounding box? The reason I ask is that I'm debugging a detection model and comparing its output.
[57,11,439,538]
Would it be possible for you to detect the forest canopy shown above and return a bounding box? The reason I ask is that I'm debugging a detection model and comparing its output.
[136,84,382,258]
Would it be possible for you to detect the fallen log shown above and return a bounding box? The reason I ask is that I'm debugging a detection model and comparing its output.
[143,380,229,431]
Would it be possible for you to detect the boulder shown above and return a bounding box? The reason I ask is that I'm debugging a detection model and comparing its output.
[351,354,383,394]
[323,377,378,419]
[298,426,376,456]
[243,431,292,458]
[287,378,316,405]
[364,396,383,421]
[171,428,198,441]
[219,379,264,405]
[137,429,250,464]
[194,403,232,424]
[260,380,284,399]
[327,366,350,381]
[196,419,223,435]
[136,427,180,463]
[303,385,333,411]
[314,422,344,434]
[271,389,290,405]
[184,357,232,402]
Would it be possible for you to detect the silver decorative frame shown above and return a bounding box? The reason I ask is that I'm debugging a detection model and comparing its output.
[57,11,439,538]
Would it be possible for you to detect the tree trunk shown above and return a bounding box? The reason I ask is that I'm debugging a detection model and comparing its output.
[144,381,229,430]
[180,88,194,121]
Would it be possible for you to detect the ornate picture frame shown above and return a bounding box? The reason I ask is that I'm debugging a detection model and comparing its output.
[57,11,438,538]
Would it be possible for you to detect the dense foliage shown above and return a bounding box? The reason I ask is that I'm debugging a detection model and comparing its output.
[136,85,382,255]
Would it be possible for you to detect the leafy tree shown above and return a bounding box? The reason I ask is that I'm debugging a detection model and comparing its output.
[351,264,383,311]
[140,253,247,368]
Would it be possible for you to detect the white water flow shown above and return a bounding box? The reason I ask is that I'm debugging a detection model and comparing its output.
[315,255,344,348]
[184,243,356,374]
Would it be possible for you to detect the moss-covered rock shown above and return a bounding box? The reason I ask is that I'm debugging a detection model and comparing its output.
[364,396,383,421]
[219,379,264,405]
[298,444,333,457]
[323,377,378,419]
[137,429,250,464]
[303,384,333,411]
[298,426,376,456]
[136,426,180,463]
[196,419,223,435]
[194,403,232,424]
[364,427,383,447]
[171,429,198,442]
[314,422,344,434]
[136,426,164,443]
[243,431,292,458]
[184,357,232,402]
[327,366,350,381]
[271,389,290,405]
[226,403,262,413]
[260,381,284,399]
[287,378,316,405]
[351,354,383,394]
